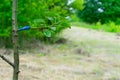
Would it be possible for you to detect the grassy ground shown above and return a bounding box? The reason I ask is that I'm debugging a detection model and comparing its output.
[72,22,120,33]
[0,26,120,80]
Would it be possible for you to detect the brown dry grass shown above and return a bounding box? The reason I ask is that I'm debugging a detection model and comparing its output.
[0,27,120,80]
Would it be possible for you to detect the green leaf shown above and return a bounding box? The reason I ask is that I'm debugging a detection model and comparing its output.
[34,19,45,23]
[43,29,51,37]
[47,17,53,21]
[50,27,56,31]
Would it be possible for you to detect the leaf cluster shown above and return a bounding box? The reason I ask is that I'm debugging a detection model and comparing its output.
[0,0,71,47]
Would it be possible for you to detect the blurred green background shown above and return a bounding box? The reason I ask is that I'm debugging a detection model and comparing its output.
[0,0,120,48]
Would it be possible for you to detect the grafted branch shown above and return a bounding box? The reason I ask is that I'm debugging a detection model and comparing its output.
[0,54,14,68]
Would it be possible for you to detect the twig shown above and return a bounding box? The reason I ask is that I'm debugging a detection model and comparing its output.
[31,27,49,30]
[0,54,14,68]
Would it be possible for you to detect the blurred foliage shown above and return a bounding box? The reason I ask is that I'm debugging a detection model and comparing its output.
[70,0,84,10]
[72,21,120,33]
[0,0,84,48]
[78,0,120,24]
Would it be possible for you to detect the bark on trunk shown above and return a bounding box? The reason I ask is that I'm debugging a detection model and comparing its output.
[12,0,19,80]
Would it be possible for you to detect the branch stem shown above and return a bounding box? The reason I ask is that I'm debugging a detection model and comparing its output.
[0,54,14,68]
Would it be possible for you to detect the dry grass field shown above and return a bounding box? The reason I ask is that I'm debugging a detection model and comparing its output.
[0,27,120,80]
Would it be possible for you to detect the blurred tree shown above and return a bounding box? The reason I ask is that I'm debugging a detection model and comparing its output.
[78,0,120,24]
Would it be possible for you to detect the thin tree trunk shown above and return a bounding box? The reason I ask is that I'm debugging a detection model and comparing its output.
[12,0,19,80]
